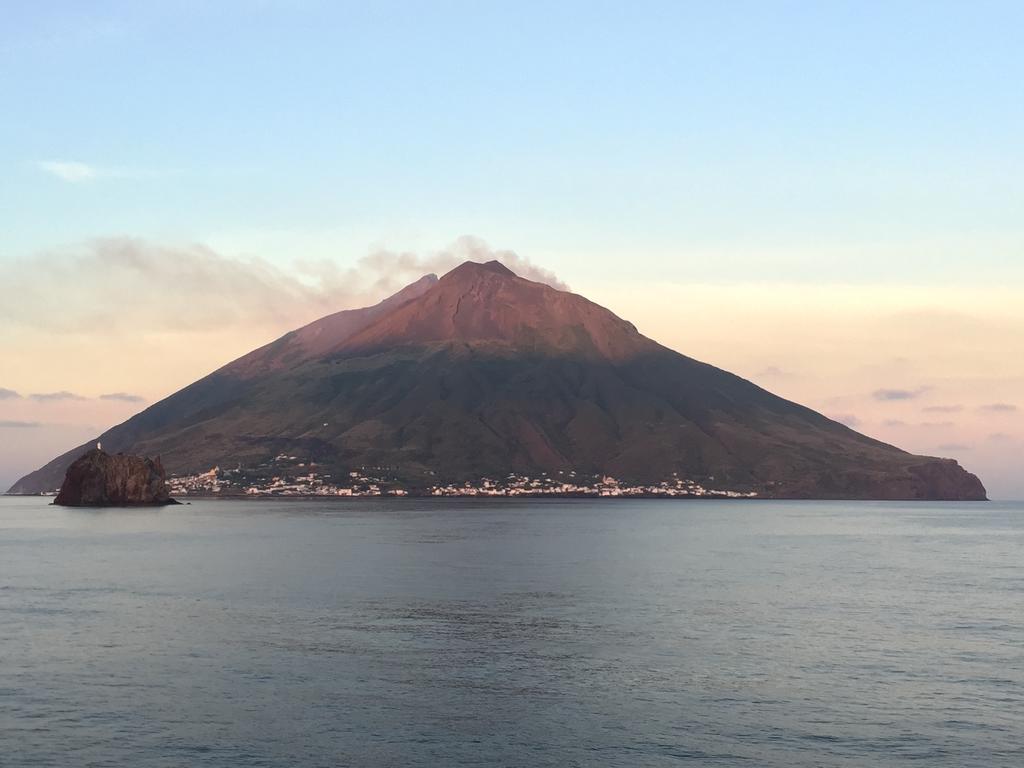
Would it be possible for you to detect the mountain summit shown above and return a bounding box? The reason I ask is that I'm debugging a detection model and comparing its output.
[11,260,986,499]
[337,260,654,361]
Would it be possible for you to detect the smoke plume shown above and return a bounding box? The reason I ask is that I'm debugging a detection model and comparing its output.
[1,235,567,335]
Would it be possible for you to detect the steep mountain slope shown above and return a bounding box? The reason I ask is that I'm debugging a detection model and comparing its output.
[223,273,438,377]
[10,261,986,499]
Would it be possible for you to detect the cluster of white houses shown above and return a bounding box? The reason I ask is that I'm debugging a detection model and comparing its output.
[166,465,757,499]
[427,473,757,498]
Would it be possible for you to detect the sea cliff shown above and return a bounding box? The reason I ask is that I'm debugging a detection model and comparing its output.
[55,449,178,507]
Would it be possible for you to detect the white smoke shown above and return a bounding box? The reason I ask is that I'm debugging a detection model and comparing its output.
[297,235,569,297]
[2,235,568,335]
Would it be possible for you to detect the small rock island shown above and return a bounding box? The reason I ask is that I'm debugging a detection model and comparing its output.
[55,448,178,507]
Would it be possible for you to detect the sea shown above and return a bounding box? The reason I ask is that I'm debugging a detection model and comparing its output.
[2,496,1022,767]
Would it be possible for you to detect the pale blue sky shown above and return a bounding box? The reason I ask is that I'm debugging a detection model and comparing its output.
[2,0,1022,283]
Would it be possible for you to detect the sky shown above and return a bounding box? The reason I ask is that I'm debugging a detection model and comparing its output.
[1,1,1022,497]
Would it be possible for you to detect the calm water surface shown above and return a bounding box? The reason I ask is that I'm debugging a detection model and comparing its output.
[2,497,1022,767]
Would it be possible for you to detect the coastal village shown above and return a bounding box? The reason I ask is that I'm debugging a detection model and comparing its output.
[165,454,758,499]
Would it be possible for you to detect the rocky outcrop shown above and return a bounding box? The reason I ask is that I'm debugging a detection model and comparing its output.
[54,449,178,506]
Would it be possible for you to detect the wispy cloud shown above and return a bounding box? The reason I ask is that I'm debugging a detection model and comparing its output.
[756,366,795,378]
[883,418,954,429]
[36,160,181,184]
[0,387,21,400]
[99,392,145,403]
[2,236,566,335]
[872,387,930,401]
[321,235,570,294]
[29,391,87,402]
[0,420,41,428]
[37,160,98,183]
[829,413,861,428]
[979,403,1017,412]
[923,405,963,413]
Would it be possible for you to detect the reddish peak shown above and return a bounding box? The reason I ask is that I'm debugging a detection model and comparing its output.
[443,259,519,282]
[338,259,654,361]
[388,272,440,299]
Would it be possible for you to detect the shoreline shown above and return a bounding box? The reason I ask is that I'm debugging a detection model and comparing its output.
[2,493,990,503]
